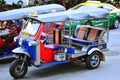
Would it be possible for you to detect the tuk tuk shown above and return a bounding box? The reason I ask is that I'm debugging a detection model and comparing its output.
[0,4,66,59]
[9,7,109,79]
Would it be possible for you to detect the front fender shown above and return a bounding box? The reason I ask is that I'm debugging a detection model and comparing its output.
[12,47,30,57]
[87,48,105,61]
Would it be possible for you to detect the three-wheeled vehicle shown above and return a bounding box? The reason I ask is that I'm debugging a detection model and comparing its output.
[0,4,66,59]
[9,7,109,79]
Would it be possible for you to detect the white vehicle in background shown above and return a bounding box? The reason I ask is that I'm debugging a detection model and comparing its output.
[5,0,34,5]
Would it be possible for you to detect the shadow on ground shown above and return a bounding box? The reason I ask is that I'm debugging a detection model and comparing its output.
[0,57,16,64]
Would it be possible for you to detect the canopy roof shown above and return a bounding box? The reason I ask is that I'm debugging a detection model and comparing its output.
[0,4,66,21]
[31,7,109,22]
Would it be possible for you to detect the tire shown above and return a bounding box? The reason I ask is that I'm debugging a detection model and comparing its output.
[17,0,23,6]
[86,51,101,69]
[9,59,28,79]
[113,18,120,29]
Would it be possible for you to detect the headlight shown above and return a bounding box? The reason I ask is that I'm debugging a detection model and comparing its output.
[28,41,38,46]
[19,38,22,45]
[14,36,18,42]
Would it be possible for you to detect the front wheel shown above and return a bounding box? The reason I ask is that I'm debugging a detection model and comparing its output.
[86,52,101,69]
[9,59,28,79]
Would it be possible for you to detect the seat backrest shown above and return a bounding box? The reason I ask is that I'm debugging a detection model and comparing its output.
[0,38,4,48]
[99,29,106,39]
[87,27,106,41]
[77,26,87,40]
[74,25,106,41]
[46,22,64,34]
[53,29,62,45]
[17,25,22,33]
[47,22,57,34]
[87,28,99,41]
[74,25,87,39]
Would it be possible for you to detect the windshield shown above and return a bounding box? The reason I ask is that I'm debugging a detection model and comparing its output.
[72,5,95,10]
[72,5,84,10]
[22,19,40,36]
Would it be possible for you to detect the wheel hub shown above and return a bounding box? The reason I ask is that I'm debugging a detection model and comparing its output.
[90,55,99,67]
[15,65,24,75]
[114,20,119,28]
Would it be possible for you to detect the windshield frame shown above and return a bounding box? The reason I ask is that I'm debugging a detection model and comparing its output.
[21,18,40,37]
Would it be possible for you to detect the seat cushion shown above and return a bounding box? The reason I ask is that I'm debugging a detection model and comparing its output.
[64,35,95,46]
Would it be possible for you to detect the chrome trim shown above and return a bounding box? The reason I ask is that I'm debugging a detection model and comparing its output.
[28,40,38,46]
[34,40,41,66]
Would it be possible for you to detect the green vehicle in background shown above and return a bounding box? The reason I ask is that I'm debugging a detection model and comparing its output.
[65,1,120,32]
[65,19,108,33]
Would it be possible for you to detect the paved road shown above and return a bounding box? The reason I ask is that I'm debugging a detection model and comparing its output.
[0,27,120,80]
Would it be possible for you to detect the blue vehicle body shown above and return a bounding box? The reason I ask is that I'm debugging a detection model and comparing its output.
[0,4,66,58]
[0,43,17,58]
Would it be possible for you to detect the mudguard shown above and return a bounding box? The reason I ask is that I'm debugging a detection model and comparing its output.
[87,48,105,61]
[12,47,30,57]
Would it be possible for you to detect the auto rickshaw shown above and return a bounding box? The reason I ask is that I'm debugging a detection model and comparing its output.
[0,4,66,59]
[9,7,109,79]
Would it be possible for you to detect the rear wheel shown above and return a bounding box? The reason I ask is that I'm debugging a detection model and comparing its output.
[113,18,119,29]
[9,59,28,79]
[86,52,101,69]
